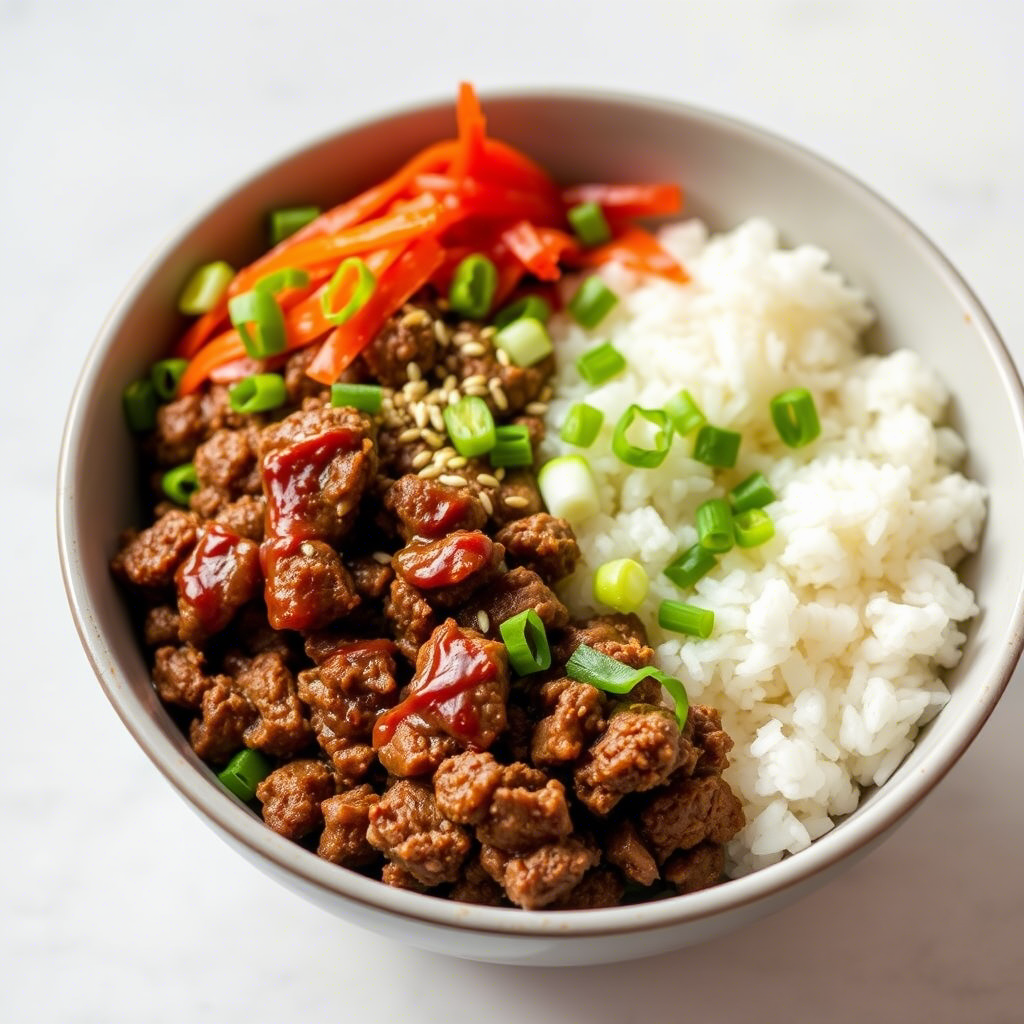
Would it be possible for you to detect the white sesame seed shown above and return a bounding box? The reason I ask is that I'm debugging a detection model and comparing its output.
[397,427,421,443]
[443,374,459,391]
[463,374,487,388]
[434,446,456,459]
[477,611,490,633]
[433,320,450,345]
[503,494,530,509]
[418,463,443,479]
[476,473,500,489]
[411,449,433,469]
[406,362,423,382]
[371,551,392,565]
[480,326,497,340]
[495,348,511,367]
[463,385,490,398]
[440,474,469,487]
[453,330,474,346]
[526,402,548,416]
[393,392,407,406]
[460,341,486,357]
[429,406,446,432]
[489,381,509,411]
[300,542,316,556]
[401,309,430,329]
[495,467,506,481]
[422,429,445,447]
[447,455,467,469]
[412,404,429,429]
[478,491,494,515]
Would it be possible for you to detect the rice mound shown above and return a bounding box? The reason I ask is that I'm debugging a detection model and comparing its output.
[543,218,986,876]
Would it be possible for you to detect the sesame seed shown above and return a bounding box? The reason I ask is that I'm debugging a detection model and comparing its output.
[433,320,450,345]
[447,455,468,469]
[371,551,392,565]
[478,491,494,515]
[397,427,421,444]
[489,381,509,411]
[495,467,506,481]
[440,474,469,487]
[429,406,446,432]
[463,385,489,398]
[401,308,430,329]
[476,472,500,489]
[422,429,445,447]
[503,494,530,508]
[418,463,443,479]
[393,392,407,406]
[444,374,458,391]
[495,348,511,367]
[477,611,490,633]
[300,542,316,556]
[412,404,429,428]
[411,450,433,469]
[406,362,423,382]
[434,446,456,459]
[480,326,497,340]
[460,341,486,357]
[463,374,487,388]
[453,330,475,346]
[526,402,548,416]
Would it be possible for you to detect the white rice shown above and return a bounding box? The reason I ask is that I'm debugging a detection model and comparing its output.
[543,218,986,876]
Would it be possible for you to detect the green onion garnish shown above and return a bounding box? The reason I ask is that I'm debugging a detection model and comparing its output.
[566,643,689,728]
[770,387,821,447]
[331,382,383,414]
[229,373,288,415]
[663,544,717,589]
[560,402,604,447]
[576,341,626,386]
[729,471,776,513]
[150,358,189,402]
[593,558,649,613]
[567,201,612,247]
[498,609,552,676]
[228,288,287,358]
[568,276,619,328]
[269,206,321,246]
[664,389,706,436]
[322,257,376,327]
[256,267,311,295]
[494,318,553,367]
[696,498,734,553]
[489,424,533,467]
[122,379,158,432]
[612,405,674,469]
[450,254,498,319]
[658,600,715,639]
[178,261,234,315]
[493,294,551,329]
[537,455,600,523]
[734,508,775,548]
[443,396,497,458]
[217,748,272,801]
[162,463,200,506]
[692,425,741,468]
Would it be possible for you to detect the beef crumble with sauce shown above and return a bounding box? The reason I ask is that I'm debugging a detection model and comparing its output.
[113,301,744,910]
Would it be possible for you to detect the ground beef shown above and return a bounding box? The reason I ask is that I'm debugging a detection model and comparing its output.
[346,555,394,601]
[553,614,656,671]
[447,857,508,906]
[495,513,580,583]
[111,509,198,589]
[261,538,360,632]
[189,680,253,762]
[455,566,569,640]
[256,760,336,841]
[384,474,487,540]
[392,531,504,609]
[454,325,553,415]
[230,651,312,758]
[153,394,204,466]
[143,605,181,647]
[384,577,437,664]
[490,470,544,526]
[194,427,262,497]
[213,495,266,541]
[530,677,607,767]
[662,842,726,894]
[687,704,735,776]
[480,836,598,910]
[152,644,218,709]
[283,347,333,404]
[318,785,380,867]
[605,819,660,886]
[362,305,439,386]
[553,867,626,910]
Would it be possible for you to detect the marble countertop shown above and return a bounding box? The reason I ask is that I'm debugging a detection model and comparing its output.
[4,1,1023,1020]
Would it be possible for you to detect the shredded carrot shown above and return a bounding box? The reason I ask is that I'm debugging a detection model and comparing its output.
[501,221,575,281]
[561,182,683,219]
[452,82,487,181]
[575,226,689,284]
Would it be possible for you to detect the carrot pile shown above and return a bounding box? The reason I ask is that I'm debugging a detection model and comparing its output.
[175,83,687,396]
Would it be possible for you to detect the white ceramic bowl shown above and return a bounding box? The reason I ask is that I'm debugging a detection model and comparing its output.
[58,91,1024,966]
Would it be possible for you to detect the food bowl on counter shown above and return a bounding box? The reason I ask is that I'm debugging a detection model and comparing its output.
[58,89,1024,965]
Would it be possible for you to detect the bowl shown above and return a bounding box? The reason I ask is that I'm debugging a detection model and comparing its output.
[57,90,1024,966]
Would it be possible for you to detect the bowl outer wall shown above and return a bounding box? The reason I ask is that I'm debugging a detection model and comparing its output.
[58,90,1024,964]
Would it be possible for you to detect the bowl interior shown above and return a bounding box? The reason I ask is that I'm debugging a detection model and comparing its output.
[59,92,1024,941]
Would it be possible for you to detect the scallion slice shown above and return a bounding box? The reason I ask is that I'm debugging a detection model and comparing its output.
[537,455,600,523]
[734,508,775,548]
[256,267,311,295]
[122,379,157,432]
[499,609,552,676]
[593,558,649,613]
[493,294,551,329]
[566,643,689,728]
[229,373,288,415]
[696,498,734,553]
[770,388,821,447]
[218,748,272,801]
[494,318,553,367]
[331,382,383,414]
[576,341,626,386]
[568,276,619,328]
[162,463,199,505]
[443,396,497,458]
[322,257,376,327]
[664,389,706,436]
[567,201,612,247]
[560,402,604,447]
[729,471,776,513]
[449,254,498,319]
[228,288,287,358]
[150,358,189,402]
[489,424,533,467]
[692,425,741,468]
[269,205,321,245]
[663,544,717,589]
[178,261,234,315]
[658,600,715,639]
[612,405,674,468]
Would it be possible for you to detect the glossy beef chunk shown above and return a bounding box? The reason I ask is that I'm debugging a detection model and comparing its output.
[114,293,745,910]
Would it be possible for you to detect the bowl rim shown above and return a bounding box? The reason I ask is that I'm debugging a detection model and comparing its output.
[58,86,1024,940]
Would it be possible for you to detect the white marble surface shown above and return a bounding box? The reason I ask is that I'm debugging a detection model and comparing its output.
[4,1,1023,1020]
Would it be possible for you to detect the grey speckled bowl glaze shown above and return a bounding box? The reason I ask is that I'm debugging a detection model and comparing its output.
[58,91,1024,965]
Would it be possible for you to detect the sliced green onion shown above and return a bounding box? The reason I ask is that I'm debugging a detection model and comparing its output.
[150,358,189,402]
[331,382,383,414]
[228,288,286,358]
[566,643,689,728]
[612,405,674,469]
[162,463,199,505]
[664,389,706,436]
[269,205,321,245]
[770,387,821,447]
[218,748,272,802]
[576,341,626,386]
[449,254,498,319]
[567,201,612,247]
[593,558,649,613]
[663,544,717,589]
[692,425,741,468]
[493,294,551,329]
[560,402,604,447]
[178,261,234,315]
[494,318,553,367]
[256,267,311,295]
[537,455,600,523]
[321,257,376,327]
[443,396,497,458]
[696,498,734,553]
[122,379,157,432]
[734,508,775,548]
[729,471,776,513]
[229,373,288,415]
[499,609,552,676]
[658,600,715,639]
[489,424,533,467]
[568,276,619,328]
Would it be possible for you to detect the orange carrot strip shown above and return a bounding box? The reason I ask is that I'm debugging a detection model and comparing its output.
[175,306,228,358]
[451,82,487,181]
[178,332,249,395]
[576,226,689,284]
[501,221,577,281]
[561,183,683,219]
